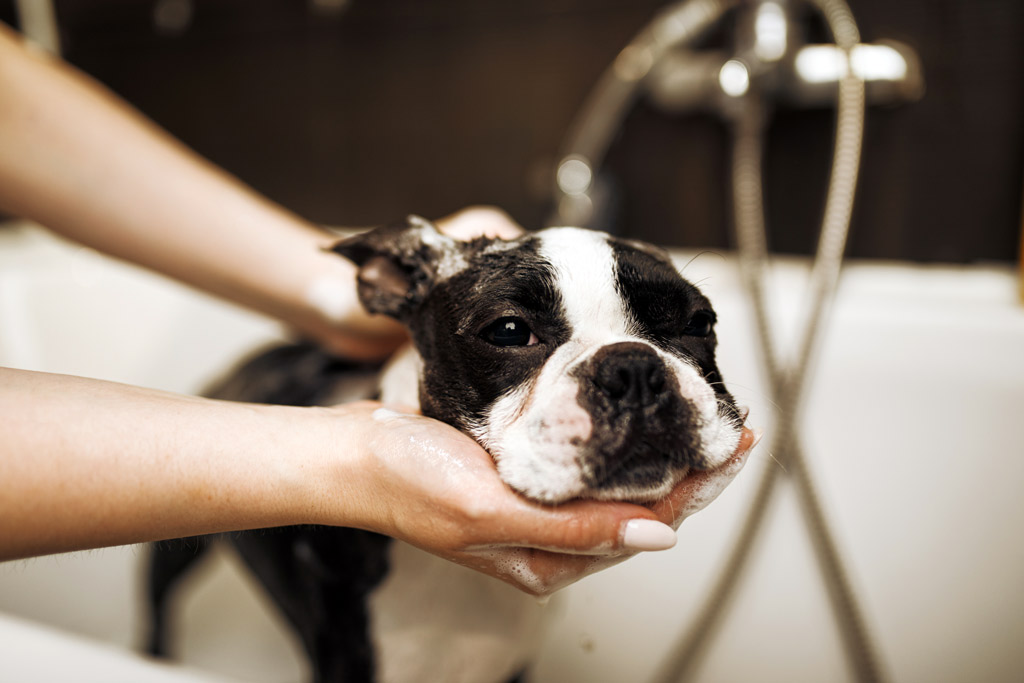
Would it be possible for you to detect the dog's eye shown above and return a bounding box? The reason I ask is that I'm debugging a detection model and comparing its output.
[683,310,716,337]
[481,317,538,347]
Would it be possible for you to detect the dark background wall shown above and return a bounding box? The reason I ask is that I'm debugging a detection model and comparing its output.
[3,0,1022,263]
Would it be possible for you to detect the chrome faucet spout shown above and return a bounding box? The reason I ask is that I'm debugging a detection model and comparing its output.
[552,2,918,682]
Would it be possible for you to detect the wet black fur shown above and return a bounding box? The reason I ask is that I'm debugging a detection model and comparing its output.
[410,238,571,431]
[144,342,393,683]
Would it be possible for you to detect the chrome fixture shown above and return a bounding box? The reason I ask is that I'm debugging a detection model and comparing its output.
[551,2,924,682]
[551,0,922,229]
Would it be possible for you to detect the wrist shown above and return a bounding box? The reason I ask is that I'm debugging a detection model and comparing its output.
[277,233,409,360]
[265,401,382,531]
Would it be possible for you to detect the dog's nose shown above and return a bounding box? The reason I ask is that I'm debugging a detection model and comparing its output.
[590,342,669,408]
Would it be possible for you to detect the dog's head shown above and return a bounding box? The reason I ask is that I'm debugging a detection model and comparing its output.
[333,216,743,504]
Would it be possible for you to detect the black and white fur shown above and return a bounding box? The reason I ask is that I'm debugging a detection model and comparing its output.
[145,216,743,683]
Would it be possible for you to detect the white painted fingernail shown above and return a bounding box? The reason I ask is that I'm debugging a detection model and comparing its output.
[751,427,765,449]
[621,519,677,551]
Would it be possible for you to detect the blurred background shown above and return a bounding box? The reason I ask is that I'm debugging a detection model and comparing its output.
[2,0,1022,260]
[1,1,1023,682]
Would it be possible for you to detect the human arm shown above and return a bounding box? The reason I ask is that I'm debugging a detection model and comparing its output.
[0,366,348,559]
[0,366,754,595]
[0,22,758,592]
[0,24,520,360]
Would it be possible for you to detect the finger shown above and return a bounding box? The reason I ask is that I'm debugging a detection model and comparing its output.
[314,326,409,362]
[650,426,760,526]
[473,496,678,556]
[435,206,525,241]
[454,545,631,597]
[481,428,763,553]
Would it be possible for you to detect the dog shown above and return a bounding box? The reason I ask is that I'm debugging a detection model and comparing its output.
[144,216,745,683]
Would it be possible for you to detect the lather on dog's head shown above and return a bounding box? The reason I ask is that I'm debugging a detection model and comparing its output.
[333,215,743,504]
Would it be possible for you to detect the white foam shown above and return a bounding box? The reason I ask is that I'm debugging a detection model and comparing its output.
[372,407,405,423]
[674,446,753,527]
[489,549,546,594]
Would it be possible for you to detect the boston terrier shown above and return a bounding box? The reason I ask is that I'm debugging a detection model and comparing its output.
[144,216,745,683]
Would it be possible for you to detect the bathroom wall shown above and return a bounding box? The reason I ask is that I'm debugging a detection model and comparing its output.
[2,0,1021,262]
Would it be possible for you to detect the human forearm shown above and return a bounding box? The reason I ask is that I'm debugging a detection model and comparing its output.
[0,367,354,560]
[0,366,757,591]
[0,24,403,359]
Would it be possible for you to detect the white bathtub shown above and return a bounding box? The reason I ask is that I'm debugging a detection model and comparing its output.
[2,221,1022,682]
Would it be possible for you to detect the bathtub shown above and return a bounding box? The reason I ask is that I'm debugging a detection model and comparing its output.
[2,220,1022,682]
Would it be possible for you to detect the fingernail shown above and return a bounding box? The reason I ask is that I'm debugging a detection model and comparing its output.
[751,427,765,450]
[738,405,751,422]
[621,519,677,551]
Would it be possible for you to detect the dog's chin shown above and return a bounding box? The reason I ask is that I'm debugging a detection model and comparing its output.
[584,470,688,504]
[499,464,690,506]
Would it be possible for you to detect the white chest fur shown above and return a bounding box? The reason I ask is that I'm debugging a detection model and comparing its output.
[369,346,546,683]
[376,344,422,409]
[368,542,545,683]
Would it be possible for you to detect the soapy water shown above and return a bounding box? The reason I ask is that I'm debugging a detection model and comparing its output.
[373,407,472,474]
[465,538,641,595]
[372,407,406,423]
[669,429,758,528]
[468,547,577,596]
[469,548,545,594]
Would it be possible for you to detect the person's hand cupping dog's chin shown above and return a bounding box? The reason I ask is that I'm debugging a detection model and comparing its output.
[317,402,758,597]
[292,206,759,595]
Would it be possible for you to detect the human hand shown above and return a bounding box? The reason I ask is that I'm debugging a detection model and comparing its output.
[433,205,525,241]
[314,402,758,596]
[303,206,523,360]
[463,426,759,595]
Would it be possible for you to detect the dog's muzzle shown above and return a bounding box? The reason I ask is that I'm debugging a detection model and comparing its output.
[574,342,702,493]
[589,342,670,409]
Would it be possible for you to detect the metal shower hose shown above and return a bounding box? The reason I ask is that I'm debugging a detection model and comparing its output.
[551,1,887,681]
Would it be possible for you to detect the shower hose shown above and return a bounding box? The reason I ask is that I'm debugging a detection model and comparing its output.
[550,1,886,681]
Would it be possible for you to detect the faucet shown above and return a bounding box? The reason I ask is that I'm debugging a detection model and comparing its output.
[551,3,924,682]
[551,0,923,230]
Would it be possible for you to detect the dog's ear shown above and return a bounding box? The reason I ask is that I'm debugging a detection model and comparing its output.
[330,215,460,321]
